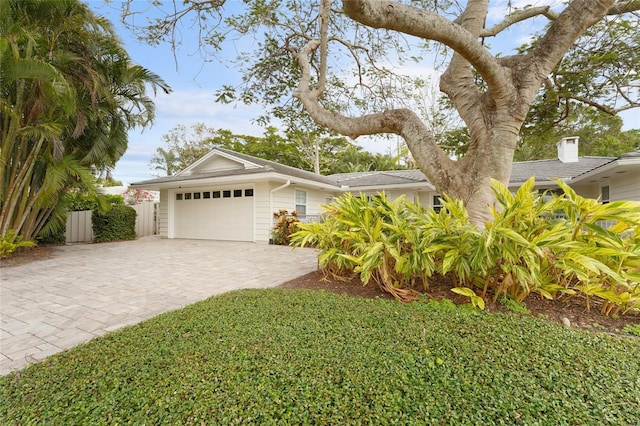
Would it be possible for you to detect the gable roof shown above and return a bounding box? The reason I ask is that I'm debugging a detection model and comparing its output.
[213,148,338,186]
[130,147,338,189]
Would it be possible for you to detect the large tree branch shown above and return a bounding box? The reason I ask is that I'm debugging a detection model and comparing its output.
[479,0,638,39]
[317,0,330,94]
[480,6,559,37]
[342,0,513,104]
[440,0,496,151]
[608,0,640,14]
[569,93,640,114]
[525,0,615,82]
[293,39,456,189]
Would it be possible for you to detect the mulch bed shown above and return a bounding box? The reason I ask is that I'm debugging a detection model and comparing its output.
[280,270,640,337]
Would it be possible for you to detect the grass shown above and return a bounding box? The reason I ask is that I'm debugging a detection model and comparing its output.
[2,289,639,425]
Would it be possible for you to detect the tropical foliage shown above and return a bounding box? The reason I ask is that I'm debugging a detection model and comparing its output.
[291,179,640,315]
[0,0,170,243]
[271,209,300,246]
[0,230,36,258]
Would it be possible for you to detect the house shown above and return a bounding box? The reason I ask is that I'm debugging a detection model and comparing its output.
[130,137,640,243]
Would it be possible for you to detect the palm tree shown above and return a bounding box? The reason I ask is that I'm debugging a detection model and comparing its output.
[0,0,170,241]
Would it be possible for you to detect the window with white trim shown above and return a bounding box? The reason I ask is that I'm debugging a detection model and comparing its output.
[295,189,307,217]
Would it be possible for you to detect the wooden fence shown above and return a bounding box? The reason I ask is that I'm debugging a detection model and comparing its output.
[65,202,158,243]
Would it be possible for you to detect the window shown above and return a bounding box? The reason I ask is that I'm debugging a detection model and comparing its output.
[223,190,231,198]
[601,185,610,204]
[234,189,242,197]
[193,192,201,200]
[176,193,183,201]
[184,193,192,200]
[433,195,443,213]
[203,191,211,199]
[295,189,307,217]
[245,189,254,197]
[212,191,221,199]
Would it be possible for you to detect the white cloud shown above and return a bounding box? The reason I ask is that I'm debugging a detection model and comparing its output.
[113,88,269,185]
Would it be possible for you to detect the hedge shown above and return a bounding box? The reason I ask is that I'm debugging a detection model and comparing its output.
[92,204,137,243]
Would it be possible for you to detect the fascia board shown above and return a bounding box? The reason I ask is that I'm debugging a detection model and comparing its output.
[569,160,621,184]
[132,172,341,191]
[338,182,436,192]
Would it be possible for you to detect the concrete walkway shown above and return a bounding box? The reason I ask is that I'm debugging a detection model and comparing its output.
[0,237,318,375]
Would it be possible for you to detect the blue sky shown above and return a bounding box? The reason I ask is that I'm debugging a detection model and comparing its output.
[90,1,272,185]
[88,1,639,186]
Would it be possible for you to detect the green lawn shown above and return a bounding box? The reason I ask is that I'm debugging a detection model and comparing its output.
[2,289,639,424]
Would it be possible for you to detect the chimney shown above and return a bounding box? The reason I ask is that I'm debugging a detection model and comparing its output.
[557,136,579,163]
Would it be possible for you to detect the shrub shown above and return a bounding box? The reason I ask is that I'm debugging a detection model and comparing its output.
[292,179,640,314]
[0,230,36,258]
[67,192,124,212]
[271,209,300,245]
[92,205,137,243]
[36,223,67,245]
[292,192,433,301]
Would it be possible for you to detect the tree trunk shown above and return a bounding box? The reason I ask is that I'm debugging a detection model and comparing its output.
[293,0,619,226]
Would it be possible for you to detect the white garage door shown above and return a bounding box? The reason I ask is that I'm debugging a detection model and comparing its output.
[173,187,254,241]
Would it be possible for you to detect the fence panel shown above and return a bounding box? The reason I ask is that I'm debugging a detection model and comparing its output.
[132,201,157,237]
[66,210,93,243]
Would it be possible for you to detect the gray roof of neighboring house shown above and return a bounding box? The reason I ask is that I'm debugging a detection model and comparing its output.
[328,157,618,188]
[509,156,615,184]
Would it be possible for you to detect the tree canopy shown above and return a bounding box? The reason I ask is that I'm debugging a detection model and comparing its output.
[122,0,640,224]
[0,0,170,240]
[517,107,640,161]
[151,123,404,176]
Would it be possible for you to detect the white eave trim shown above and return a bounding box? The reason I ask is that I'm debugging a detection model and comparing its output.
[339,182,436,192]
[131,171,341,192]
[507,179,565,189]
[569,158,639,184]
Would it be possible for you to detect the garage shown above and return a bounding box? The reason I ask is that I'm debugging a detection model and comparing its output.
[173,186,254,241]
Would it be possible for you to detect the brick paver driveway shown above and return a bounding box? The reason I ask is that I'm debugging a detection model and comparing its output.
[0,236,318,375]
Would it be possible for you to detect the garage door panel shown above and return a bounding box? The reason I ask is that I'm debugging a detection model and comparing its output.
[173,187,254,241]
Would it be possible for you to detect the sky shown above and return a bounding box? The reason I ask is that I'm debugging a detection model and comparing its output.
[88,1,639,186]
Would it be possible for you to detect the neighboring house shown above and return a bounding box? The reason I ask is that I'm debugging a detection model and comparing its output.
[130,138,640,243]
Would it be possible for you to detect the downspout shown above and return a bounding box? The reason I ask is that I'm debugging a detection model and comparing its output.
[269,180,291,242]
